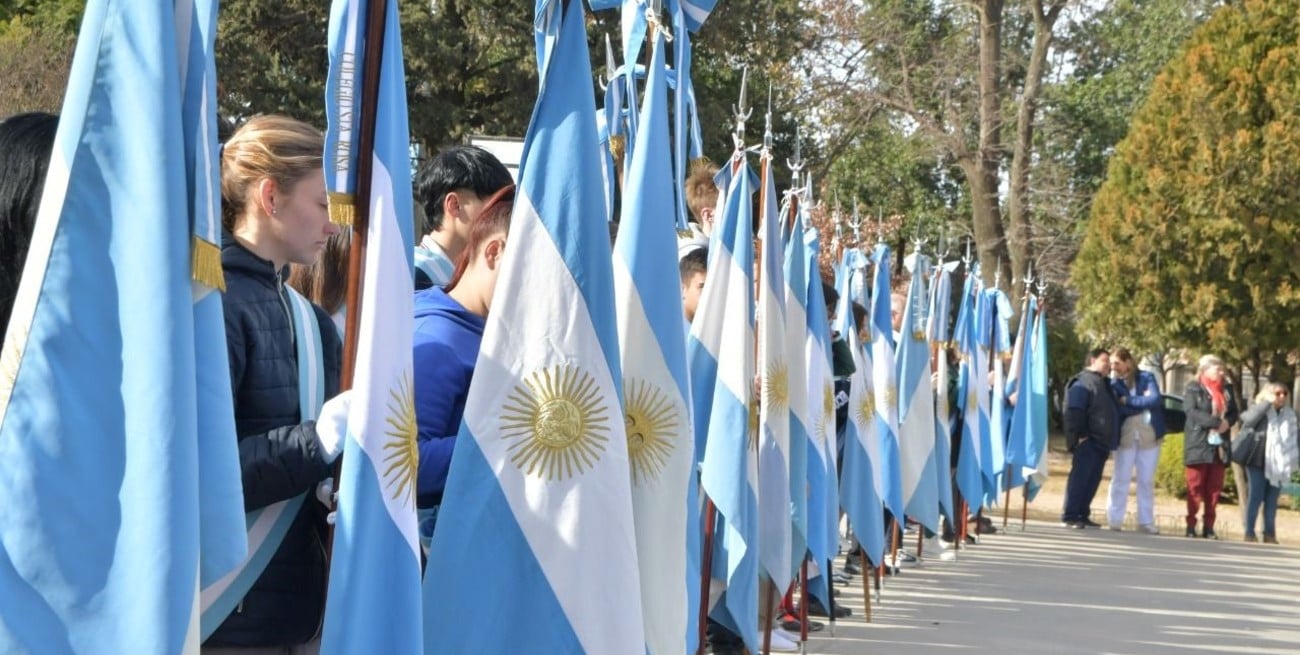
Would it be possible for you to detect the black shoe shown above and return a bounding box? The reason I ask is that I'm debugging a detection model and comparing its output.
[804,597,851,619]
[1203,528,1218,540]
[1081,518,1102,528]
[780,615,825,633]
[1185,526,1197,538]
[842,560,862,575]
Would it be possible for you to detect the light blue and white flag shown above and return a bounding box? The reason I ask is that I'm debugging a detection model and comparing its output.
[842,292,887,568]
[0,0,245,650]
[756,150,791,594]
[320,0,422,652]
[980,287,1011,504]
[1003,295,1033,489]
[868,245,903,519]
[424,1,644,652]
[1025,303,1051,501]
[802,228,838,610]
[927,260,959,522]
[688,154,757,651]
[613,27,694,655]
[782,194,810,579]
[954,267,986,513]
[897,253,939,532]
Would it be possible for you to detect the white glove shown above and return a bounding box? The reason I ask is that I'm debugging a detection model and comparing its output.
[315,390,352,464]
[316,478,338,525]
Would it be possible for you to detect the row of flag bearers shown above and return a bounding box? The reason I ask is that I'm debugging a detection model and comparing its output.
[0,0,1051,653]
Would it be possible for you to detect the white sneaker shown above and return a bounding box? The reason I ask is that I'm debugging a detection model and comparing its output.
[894,551,920,568]
[768,628,798,652]
[1138,524,1160,535]
[938,549,958,561]
[922,536,944,556]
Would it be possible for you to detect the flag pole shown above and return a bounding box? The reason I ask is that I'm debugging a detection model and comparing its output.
[859,550,872,623]
[696,498,717,655]
[798,561,809,646]
[762,581,776,655]
[1002,287,1031,529]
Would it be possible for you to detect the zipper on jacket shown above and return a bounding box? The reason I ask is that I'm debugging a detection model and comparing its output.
[276,274,295,348]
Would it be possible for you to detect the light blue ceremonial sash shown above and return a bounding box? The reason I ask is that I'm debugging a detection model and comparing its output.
[199,287,326,639]
[413,243,454,288]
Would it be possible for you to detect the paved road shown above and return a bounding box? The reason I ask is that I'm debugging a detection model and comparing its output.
[800,521,1300,654]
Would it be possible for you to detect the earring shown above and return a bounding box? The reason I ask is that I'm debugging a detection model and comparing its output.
[271,208,279,215]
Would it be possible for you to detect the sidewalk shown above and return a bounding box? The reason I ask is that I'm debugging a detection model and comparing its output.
[801,521,1300,654]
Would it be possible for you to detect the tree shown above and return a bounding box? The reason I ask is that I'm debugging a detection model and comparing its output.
[1074,0,1300,359]
[0,0,82,116]
[802,0,1071,296]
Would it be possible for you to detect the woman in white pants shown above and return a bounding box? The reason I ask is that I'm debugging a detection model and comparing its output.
[1107,348,1167,533]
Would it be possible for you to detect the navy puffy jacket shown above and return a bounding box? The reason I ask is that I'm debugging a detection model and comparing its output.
[205,235,341,647]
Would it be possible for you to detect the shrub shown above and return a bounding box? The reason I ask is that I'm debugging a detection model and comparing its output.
[1153,432,1237,504]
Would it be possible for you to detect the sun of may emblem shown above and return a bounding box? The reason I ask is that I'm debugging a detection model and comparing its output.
[856,392,876,427]
[764,362,789,415]
[884,385,898,412]
[501,365,611,481]
[383,374,419,507]
[815,383,834,445]
[623,378,681,486]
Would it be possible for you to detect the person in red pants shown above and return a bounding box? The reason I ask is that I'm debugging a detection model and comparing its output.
[1182,355,1239,539]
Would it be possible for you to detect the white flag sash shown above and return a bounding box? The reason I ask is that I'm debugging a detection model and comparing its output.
[199,286,325,639]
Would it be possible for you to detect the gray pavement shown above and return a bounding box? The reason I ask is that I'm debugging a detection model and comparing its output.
[800,521,1300,654]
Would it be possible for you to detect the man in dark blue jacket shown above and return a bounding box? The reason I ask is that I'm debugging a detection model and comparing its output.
[1061,348,1121,529]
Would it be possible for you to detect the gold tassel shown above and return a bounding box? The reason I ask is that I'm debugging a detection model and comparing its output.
[608,135,626,165]
[191,236,226,292]
[329,192,356,227]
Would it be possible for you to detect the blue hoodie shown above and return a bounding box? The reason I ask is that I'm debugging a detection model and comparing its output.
[1111,369,1167,440]
[413,287,485,507]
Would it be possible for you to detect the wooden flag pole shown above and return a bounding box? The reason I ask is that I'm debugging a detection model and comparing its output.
[696,498,718,655]
[1002,464,1013,528]
[1021,487,1030,531]
[859,551,872,623]
[762,579,776,655]
[826,558,836,637]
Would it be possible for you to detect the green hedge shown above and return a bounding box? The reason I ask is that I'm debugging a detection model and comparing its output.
[1154,433,1238,504]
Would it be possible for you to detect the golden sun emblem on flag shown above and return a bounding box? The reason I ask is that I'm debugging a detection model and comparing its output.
[814,383,834,446]
[501,365,611,481]
[883,386,898,412]
[764,362,790,415]
[382,374,419,507]
[856,392,876,427]
[747,390,760,451]
[966,387,978,413]
[623,378,681,486]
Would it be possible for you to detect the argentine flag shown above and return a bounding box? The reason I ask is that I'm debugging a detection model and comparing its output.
[612,28,693,655]
[802,228,839,610]
[840,272,887,568]
[927,260,959,523]
[320,0,422,653]
[1003,295,1034,489]
[0,0,245,650]
[868,245,903,519]
[782,195,810,579]
[954,268,986,513]
[1025,303,1051,500]
[980,287,1012,503]
[424,0,644,652]
[688,154,757,651]
[896,254,940,532]
[756,151,792,593]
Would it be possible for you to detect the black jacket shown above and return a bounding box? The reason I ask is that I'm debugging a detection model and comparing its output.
[1183,379,1239,467]
[1064,369,1120,452]
[206,235,342,647]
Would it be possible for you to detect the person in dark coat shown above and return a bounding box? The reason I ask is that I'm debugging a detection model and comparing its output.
[1182,354,1239,539]
[1061,348,1121,529]
[208,115,345,652]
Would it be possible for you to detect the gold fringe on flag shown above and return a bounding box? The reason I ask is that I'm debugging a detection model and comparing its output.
[191,235,226,292]
[328,192,356,227]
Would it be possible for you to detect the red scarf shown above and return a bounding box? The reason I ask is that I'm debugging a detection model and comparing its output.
[1201,375,1226,416]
